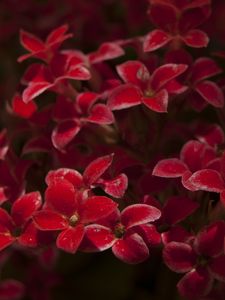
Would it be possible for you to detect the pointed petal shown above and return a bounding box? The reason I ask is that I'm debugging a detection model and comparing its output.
[0,234,14,251]
[183,30,209,48]
[33,210,68,230]
[46,168,83,188]
[151,64,188,91]
[65,65,91,81]
[12,94,37,119]
[188,169,225,192]
[152,158,188,178]
[163,242,196,273]
[112,233,149,264]
[83,154,114,186]
[79,196,118,224]
[134,224,161,247]
[22,82,52,103]
[177,268,213,299]
[191,58,222,83]
[121,204,161,229]
[51,120,81,150]
[108,84,142,110]
[82,224,115,251]
[45,179,77,216]
[116,60,150,85]
[142,89,168,113]
[143,29,172,52]
[85,104,114,125]
[88,42,124,64]
[76,92,99,114]
[18,222,38,247]
[163,196,199,225]
[56,225,84,253]
[195,81,224,108]
[46,24,71,44]
[20,29,44,52]
[11,191,42,227]
[99,173,128,198]
[162,225,193,245]
[180,140,205,172]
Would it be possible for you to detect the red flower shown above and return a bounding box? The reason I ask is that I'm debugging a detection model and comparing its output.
[108,60,187,113]
[163,221,225,299]
[33,178,118,253]
[82,204,161,264]
[0,192,42,251]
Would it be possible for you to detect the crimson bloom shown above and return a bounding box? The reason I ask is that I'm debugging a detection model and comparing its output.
[163,221,225,299]
[108,60,187,113]
[82,203,161,264]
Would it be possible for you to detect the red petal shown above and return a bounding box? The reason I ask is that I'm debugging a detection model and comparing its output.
[163,242,196,273]
[0,234,14,251]
[0,187,8,205]
[88,42,124,64]
[33,210,68,230]
[162,225,193,245]
[177,268,213,299]
[64,65,91,81]
[143,30,172,52]
[46,24,71,44]
[85,104,114,125]
[51,120,81,150]
[183,29,209,48]
[0,129,8,160]
[45,179,77,216]
[116,60,150,85]
[99,173,128,198]
[191,58,222,83]
[180,140,205,172]
[142,89,168,113]
[82,224,115,251]
[76,92,99,114]
[11,191,42,227]
[121,204,161,229]
[108,84,142,110]
[46,168,83,188]
[194,221,225,257]
[20,29,44,52]
[112,233,149,264]
[83,154,114,186]
[56,225,84,253]
[79,196,118,224]
[209,255,225,281]
[195,81,224,108]
[163,196,199,225]
[134,224,161,247]
[188,169,225,192]
[152,158,188,178]
[0,279,25,300]
[151,64,188,91]
[12,94,37,118]
[22,81,52,103]
[18,221,38,247]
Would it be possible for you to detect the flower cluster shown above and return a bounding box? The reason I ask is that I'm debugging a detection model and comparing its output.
[0,0,225,299]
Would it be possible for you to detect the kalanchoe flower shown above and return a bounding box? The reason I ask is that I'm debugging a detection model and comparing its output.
[11,94,37,119]
[81,203,161,264]
[33,178,118,254]
[88,42,125,64]
[163,221,225,300]
[144,0,210,52]
[108,60,187,113]
[18,24,73,63]
[0,192,42,251]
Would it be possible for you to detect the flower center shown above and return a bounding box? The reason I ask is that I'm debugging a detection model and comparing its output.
[197,255,209,267]
[69,214,79,227]
[114,223,125,238]
[144,88,154,97]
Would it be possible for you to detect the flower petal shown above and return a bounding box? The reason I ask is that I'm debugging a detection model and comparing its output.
[83,154,114,186]
[183,29,209,48]
[11,191,42,227]
[18,222,38,247]
[85,104,115,125]
[88,42,124,64]
[20,29,44,53]
[191,58,222,83]
[121,204,161,229]
[46,168,83,188]
[180,140,205,172]
[143,29,172,52]
[195,81,224,108]
[0,279,25,300]
[56,225,84,253]
[108,84,142,110]
[79,196,118,224]
[12,94,37,119]
[163,242,196,273]
[99,173,128,198]
[112,233,149,264]
[0,234,14,251]
[33,210,68,230]
[177,268,213,299]
[142,89,168,113]
[209,255,225,282]
[188,169,225,192]
[22,81,53,103]
[152,158,188,178]
[45,179,77,216]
